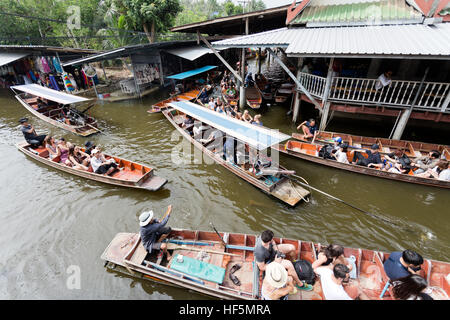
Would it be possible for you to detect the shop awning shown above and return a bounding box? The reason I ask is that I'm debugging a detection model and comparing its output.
[165,46,227,61]
[166,65,218,80]
[11,84,90,105]
[0,52,29,67]
[168,100,290,151]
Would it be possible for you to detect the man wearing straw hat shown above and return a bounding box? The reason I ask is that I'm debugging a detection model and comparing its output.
[139,207,172,262]
[261,262,295,300]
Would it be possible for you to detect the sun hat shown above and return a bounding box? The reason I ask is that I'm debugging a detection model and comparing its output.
[265,262,288,288]
[139,210,154,227]
[334,137,343,143]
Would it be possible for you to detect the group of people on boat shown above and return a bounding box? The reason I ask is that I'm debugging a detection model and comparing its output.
[204,96,263,126]
[20,118,119,176]
[296,119,449,181]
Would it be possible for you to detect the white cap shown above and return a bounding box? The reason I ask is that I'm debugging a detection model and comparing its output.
[91,148,100,155]
[139,210,154,227]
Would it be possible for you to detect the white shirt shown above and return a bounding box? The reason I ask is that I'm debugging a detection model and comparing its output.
[335,150,349,164]
[375,74,391,90]
[438,168,450,181]
[316,267,352,300]
[90,155,105,172]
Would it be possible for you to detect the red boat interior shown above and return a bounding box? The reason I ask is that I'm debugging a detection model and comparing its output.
[107,229,450,300]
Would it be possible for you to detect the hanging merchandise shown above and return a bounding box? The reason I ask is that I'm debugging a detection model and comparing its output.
[49,74,60,91]
[62,72,75,92]
[68,74,78,91]
[52,57,63,73]
[41,57,52,74]
[28,70,37,82]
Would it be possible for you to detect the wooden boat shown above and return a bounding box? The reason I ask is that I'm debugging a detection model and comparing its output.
[12,84,100,137]
[245,84,263,109]
[162,103,310,206]
[272,139,450,189]
[293,131,450,159]
[275,85,294,104]
[148,88,201,114]
[17,141,167,191]
[254,74,273,101]
[102,223,450,300]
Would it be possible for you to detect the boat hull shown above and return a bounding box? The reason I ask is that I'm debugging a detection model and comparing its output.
[14,94,99,137]
[17,142,167,191]
[162,109,309,206]
[148,89,201,114]
[101,228,450,300]
[273,142,450,189]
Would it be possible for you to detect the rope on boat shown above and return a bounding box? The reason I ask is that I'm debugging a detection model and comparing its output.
[289,175,310,203]
[290,174,405,229]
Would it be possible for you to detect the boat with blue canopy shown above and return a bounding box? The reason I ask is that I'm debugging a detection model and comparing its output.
[163,100,310,206]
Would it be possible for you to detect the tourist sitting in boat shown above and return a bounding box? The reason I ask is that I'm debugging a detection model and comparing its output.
[315,264,369,300]
[331,144,350,164]
[251,114,263,126]
[84,141,96,155]
[90,148,118,176]
[383,149,412,174]
[392,274,433,300]
[312,244,353,272]
[57,138,71,166]
[182,115,194,130]
[296,119,318,140]
[216,104,226,114]
[208,97,216,110]
[412,150,441,175]
[261,261,295,300]
[139,209,172,262]
[44,136,59,160]
[255,230,313,292]
[235,112,243,121]
[19,118,47,147]
[415,160,450,181]
[242,110,253,123]
[67,145,89,171]
[352,144,383,168]
[73,146,91,168]
[383,249,424,281]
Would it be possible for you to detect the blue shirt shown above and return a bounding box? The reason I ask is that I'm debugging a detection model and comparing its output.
[140,215,170,253]
[305,121,317,135]
[383,251,410,281]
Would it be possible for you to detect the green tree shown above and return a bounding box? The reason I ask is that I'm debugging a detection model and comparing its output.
[223,0,243,16]
[113,0,183,43]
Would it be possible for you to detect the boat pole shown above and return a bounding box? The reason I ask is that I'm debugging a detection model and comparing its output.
[291,174,403,228]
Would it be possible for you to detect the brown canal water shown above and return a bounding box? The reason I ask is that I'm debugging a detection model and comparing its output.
[0,62,449,299]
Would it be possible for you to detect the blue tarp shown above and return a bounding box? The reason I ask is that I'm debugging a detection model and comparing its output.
[166,65,217,80]
[168,100,290,150]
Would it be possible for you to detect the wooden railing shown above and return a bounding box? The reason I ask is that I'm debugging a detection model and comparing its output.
[297,72,450,112]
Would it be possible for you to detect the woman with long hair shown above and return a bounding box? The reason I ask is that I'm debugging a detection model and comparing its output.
[392,274,432,300]
[312,244,353,272]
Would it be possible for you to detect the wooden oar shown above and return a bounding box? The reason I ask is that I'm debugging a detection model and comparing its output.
[159,205,172,223]
[166,243,241,257]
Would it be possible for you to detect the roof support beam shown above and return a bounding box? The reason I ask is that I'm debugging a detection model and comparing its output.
[198,31,243,83]
[266,48,320,109]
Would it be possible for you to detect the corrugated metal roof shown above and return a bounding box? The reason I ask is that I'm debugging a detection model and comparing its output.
[286,23,450,57]
[212,23,450,59]
[0,52,28,67]
[291,0,424,26]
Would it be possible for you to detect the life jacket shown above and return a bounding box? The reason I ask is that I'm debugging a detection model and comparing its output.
[293,260,316,285]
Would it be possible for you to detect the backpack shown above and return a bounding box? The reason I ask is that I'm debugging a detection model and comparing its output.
[293,260,316,285]
[318,144,335,160]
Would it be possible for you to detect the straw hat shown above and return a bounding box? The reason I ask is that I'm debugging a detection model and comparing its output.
[139,210,154,227]
[265,262,288,288]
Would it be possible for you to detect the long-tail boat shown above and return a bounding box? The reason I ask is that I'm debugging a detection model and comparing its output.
[147,88,201,114]
[11,84,100,137]
[102,221,450,300]
[275,84,294,104]
[246,84,263,109]
[272,136,450,189]
[17,141,167,191]
[293,131,450,158]
[162,101,310,206]
[254,74,273,101]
